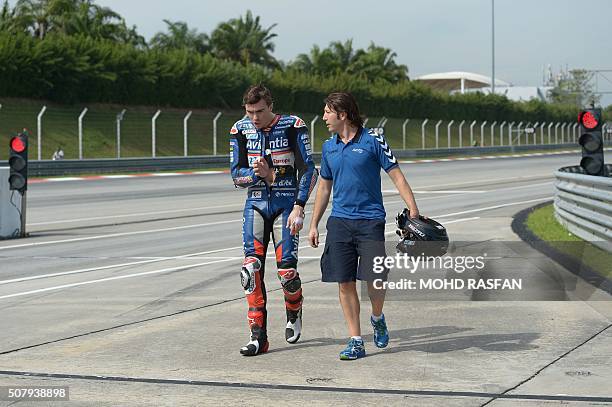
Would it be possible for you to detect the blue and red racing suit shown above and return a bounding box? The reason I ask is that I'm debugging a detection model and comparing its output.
[230,114,318,341]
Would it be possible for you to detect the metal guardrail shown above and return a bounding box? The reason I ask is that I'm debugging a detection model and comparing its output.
[28,143,592,177]
[29,156,229,177]
[554,165,612,253]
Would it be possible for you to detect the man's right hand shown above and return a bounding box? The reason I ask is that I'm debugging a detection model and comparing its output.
[254,157,274,184]
[308,226,319,248]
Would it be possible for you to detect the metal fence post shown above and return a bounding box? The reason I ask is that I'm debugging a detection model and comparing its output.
[554,123,560,144]
[490,121,497,146]
[212,111,222,156]
[116,109,126,159]
[183,111,193,157]
[421,119,428,149]
[152,110,161,158]
[458,120,465,147]
[447,120,454,148]
[37,106,47,160]
[506,122,513,146]
[363,118,369,127]
[573,123,578,142]
[517,122,523,146]
[499,121,506,145]
[561,123,567,144]
[528,122,540,145]
[376,116,387,127]
[78,107,88,160]
[539,122,545,145]
[547,122,553,144]
[402,118,409,150]
[311,115,319,153]
[480,121,487,146]
[470,120,476,146]
[435,120,442,148]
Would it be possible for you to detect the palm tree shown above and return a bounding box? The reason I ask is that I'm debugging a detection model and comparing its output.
[210,10,278,68]
[150,19,209,53]
[14,0,75,39]
[0,0,18,33]
[290,45,339,75]
[116,22,147,48]
[329,39,359,67]
[61,0,124,40]
[350,43,409,83]
[13,0,142,45]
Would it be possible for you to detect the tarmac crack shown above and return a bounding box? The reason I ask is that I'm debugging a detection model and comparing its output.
[479,322,612,406]
[0,370,611,403]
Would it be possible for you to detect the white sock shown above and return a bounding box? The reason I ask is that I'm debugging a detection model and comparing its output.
[371,313,383,322]
[351,336,362,342]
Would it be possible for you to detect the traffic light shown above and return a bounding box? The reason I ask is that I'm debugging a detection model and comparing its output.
[8,131,28,193]
[578,108,605,176]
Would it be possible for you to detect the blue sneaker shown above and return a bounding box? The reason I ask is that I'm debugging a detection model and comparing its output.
[339,338,366,360]
[371,314,389,348]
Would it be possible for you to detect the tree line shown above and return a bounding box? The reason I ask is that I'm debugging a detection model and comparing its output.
[0,0,577,121]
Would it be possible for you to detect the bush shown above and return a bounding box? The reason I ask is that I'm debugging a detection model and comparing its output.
[0,33,577,122]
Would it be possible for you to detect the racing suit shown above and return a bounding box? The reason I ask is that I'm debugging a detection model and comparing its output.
[230,114,318,350]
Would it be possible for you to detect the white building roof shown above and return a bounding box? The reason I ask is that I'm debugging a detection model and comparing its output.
[416,71,511,87]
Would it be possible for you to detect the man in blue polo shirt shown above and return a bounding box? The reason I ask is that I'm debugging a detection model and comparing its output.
[308,92,420,360]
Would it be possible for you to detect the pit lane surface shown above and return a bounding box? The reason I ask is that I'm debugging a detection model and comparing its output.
[0,153,610,406]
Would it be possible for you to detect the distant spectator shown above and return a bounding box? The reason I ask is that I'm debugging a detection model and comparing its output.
[52,146,64,160]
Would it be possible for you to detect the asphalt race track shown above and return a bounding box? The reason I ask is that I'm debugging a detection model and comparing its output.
[0,152,610,406]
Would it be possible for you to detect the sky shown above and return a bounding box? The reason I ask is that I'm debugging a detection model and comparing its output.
[9,0,612,105]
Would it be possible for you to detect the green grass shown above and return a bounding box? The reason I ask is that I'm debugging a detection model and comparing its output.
[526,204,612,278]
[0,97,566,161]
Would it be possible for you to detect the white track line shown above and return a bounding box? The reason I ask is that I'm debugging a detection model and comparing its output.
[0,219,242,251]
[489,181,552,193]
[0,259,235,300]
[0,245,246,285]
[28,203,244,226]
[431,197,551,218]
[384,190,487,194]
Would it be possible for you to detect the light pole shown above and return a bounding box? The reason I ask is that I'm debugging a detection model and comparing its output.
[491,0,495,95]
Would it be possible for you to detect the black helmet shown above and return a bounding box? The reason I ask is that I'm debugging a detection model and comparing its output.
[395,208,449,256]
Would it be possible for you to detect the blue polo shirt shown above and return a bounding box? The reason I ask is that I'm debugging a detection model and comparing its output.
[320,127,399,220]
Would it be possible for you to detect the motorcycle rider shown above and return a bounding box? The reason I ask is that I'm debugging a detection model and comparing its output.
[230,84,318,356]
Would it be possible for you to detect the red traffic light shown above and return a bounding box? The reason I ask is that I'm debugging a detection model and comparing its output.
[10,136,27,153]
[578,110,600,130]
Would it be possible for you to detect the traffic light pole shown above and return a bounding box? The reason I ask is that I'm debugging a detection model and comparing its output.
[20,191,27,238]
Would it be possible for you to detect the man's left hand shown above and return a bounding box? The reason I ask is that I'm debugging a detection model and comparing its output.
[286,205,305,235]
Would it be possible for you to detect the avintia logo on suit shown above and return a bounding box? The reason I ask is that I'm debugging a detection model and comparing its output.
[269,138,289,149]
